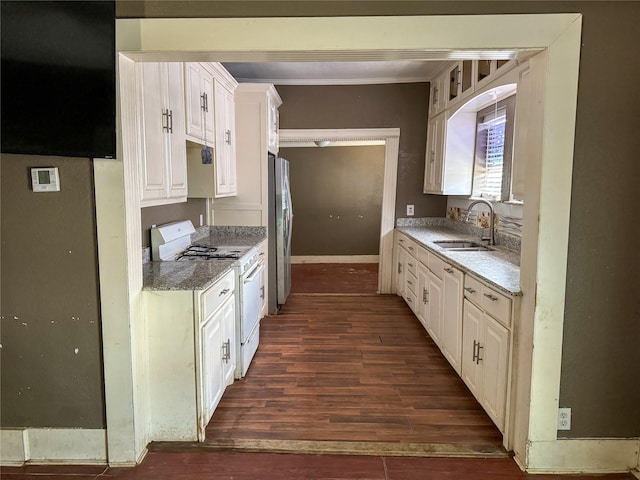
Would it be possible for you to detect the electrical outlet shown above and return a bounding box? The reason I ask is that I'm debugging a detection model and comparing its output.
[558,407,571,430]
[407,204,415,216]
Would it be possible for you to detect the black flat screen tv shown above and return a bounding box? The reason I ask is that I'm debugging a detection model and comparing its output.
[1,1,116,158]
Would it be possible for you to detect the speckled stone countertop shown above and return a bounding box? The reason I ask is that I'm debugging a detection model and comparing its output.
[142,226,267,291]
[396,225,521,296]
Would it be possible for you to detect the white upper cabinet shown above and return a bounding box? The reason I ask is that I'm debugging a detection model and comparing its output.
[446,60,474,108]
[214,80,237,197]
[184,63,215,146]
[137,62,187,207]
[212,84,282,226]
[186,63,239,200]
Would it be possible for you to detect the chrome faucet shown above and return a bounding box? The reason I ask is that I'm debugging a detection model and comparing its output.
[465,199,495,246]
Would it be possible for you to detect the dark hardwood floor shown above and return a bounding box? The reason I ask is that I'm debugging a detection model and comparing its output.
[2,264,635,479]
[202,294,504,453]
[290,262,378,294]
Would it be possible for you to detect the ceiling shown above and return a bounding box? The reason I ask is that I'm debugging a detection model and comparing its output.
[222,60,448,85]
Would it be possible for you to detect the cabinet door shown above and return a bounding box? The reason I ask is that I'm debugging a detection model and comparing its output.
[426,270,442,346]
[416,262,430,330]
[423,113,445,194]
[480,315,509,432]
[396,247,407,296]
[214,83,237,197]
[201,310,224,424]
[461,299,483,395]
[185,63,205,140]
[221,296,237,388]
[166,62,188,199]
[139,62,168,203]
[441,264,463,374]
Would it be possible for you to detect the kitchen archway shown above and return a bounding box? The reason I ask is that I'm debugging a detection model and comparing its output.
[279,128,400,294]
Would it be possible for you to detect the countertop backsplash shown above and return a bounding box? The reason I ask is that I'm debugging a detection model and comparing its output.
[397,217,521,254]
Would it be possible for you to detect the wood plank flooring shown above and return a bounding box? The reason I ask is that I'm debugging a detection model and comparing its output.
[201,291,505,454]
[291,262,378,294]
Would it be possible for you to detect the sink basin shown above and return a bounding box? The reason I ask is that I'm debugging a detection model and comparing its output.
[433,240,493,251]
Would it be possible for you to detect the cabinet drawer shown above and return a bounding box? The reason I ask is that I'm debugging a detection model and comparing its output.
[404,288,417,313]
[202,269,235,321]
[417,244,429,267]
[405,270,417,295]
[463,275,484,306]
[465,275,511,328]
[427,252,444,279]
[405,255,418,277]
[481,287,511,328]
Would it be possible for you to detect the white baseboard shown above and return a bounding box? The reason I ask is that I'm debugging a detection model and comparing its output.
[631,469,640,480]
[0,428,107,466]
[526,438,640,474]
[292,255,379,264]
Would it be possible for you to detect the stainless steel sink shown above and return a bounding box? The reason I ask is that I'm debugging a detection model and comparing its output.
[433,240,493,251]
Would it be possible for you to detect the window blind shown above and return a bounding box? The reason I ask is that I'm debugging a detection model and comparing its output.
[473,106,506,199]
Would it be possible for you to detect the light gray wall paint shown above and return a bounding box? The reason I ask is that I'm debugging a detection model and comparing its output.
[282,145,385,256]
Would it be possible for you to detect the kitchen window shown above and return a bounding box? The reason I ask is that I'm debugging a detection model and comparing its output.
[472,94,516,201]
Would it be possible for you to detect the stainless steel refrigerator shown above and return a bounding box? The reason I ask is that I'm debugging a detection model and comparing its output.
[268,154,293,314]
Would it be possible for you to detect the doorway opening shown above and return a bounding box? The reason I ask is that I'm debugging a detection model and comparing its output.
[280,128,400,294]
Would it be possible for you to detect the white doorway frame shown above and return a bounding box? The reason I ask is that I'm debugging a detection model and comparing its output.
[96,13,631,473]
[279,128,400,294]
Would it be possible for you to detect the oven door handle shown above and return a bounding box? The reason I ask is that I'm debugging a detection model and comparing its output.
[243,263,263,284]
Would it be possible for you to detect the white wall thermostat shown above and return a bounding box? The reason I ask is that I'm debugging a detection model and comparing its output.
[31,167,60,192]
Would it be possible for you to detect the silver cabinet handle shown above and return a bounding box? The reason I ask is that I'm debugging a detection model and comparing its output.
[397,263,402,274]
[168,109,173,133]
[464,287,476,294]
[423,288,429,304]
[162,109,170,132]
[444,267,454,274]
[219,288,230,296]
[260,285,265,300]
[483,293,498,302]
[225,129,232,145]
[408,246,414,252]
[472,340,483,364]
[221,339,231,363]
[407,280,413,286]
[399,238,405,243]
[408,262,414,268]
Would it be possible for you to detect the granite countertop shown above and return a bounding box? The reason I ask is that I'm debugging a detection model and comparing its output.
[142,226,267,291]
[396,225,521,296]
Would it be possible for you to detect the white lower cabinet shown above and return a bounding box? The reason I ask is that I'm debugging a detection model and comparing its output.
[395,229,515,437]
[462,298,510,432]
[441,263,463,374]
[416,262,430,329]
[426,269,443,346]
[146,269,236,442]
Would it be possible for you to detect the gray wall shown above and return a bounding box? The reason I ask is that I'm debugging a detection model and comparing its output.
[0,155,105,428]
[141,199,207,248]
[277,84,447,220]
[282,145,385,256]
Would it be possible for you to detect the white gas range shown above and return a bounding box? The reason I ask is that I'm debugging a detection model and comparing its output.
[150,220,264,378]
